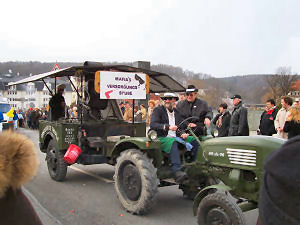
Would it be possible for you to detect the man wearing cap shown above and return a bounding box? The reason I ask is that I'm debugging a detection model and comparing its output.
[49,84,66,121]
[150,93,199,183]
[176,85,212,137]
[228,94,249,136]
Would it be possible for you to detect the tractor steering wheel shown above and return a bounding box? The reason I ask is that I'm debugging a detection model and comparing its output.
[177,116,201,136]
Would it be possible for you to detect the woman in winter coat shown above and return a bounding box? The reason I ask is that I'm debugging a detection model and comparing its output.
[212,103,231,137]
[146,100,156,124]
[0,131,42,225]
[283,106,300,139]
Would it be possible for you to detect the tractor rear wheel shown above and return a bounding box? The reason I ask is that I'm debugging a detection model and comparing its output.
[197,192,246,225]
[46,139,67,181]
[114,149,159,215]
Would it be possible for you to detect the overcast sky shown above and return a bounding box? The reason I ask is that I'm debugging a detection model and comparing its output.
[1,0,300,77]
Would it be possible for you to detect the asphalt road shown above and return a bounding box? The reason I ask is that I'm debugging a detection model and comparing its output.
[21,128,258,225]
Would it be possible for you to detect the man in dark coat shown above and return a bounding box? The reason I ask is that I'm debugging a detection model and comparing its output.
[49,84,66,121]
[176,85,213,136]
[258,99,278,136]
[258,135,300,225]
[30,109,37,129]
[150,93,199,183]
[212,103,231,137]
[228,94,249,136]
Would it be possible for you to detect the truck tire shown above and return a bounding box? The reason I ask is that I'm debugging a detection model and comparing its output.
[197,192,246,225]
[46,139,67,181]
[114,149,159,215]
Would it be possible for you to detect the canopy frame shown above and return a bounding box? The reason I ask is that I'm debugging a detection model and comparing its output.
[41,79,53,96]
[8,64,185,93]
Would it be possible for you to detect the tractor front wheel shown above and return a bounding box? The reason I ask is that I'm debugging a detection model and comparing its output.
[114,149,159,215]
[197,192,246,225]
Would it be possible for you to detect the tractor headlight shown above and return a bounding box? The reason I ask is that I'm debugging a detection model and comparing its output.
[148,130,158,141]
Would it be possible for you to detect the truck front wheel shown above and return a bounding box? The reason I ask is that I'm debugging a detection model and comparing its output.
[46,139,67,181]
[114,149,159,215]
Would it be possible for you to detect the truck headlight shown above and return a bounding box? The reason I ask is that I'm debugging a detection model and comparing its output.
[148,130,157,141]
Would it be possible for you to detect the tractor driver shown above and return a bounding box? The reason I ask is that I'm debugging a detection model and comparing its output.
[150,93,199,183]
[49,84,66,121]
[177,85,212,136]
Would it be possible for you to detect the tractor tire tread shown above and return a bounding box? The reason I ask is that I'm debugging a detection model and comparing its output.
[197,192,246,225]
[114,149,158,215]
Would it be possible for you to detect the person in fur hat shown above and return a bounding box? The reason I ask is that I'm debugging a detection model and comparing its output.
[0,131,42,225]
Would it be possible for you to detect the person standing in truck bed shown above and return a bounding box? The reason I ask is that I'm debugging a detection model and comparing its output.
[49,84,66,121]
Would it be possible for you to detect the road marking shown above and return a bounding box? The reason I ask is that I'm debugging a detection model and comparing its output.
[69,166,115,183]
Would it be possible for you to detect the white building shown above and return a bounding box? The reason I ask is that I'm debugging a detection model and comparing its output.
[1,74,74,110]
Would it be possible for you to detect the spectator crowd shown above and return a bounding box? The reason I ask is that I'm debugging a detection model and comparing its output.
[119,92,300,140]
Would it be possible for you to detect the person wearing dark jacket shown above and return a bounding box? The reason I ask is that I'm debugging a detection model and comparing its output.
[258,135,300,225]
[283,106,300,139]
[176,85,213,136]
[212,103,231,137]
[49,83,66,121]
[228,94,249,136]
[258,99,278,136]
[150,93,199,183]
[0,131,42,225]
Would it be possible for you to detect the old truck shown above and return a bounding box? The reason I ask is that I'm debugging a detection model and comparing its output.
[9,62,285,225]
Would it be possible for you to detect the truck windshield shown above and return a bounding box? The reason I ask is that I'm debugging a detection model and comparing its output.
[0,103,10,113]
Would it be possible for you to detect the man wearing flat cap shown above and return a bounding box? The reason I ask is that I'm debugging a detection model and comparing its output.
[176,85,213,137]
[228,94,249,136]
[49,84,66,121]
[150,93,199,183]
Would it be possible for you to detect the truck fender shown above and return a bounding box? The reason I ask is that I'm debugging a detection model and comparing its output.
[40,132,56,153]
[192,184,232,216]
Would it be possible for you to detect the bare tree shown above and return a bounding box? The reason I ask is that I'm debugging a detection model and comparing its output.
[276,67,298,96]
[264,75,280,100]
[264,66,298,101]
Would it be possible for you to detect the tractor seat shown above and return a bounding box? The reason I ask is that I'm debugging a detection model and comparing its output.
[87,137,103,148]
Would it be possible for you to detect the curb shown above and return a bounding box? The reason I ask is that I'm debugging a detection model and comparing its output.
[23,187,63,225]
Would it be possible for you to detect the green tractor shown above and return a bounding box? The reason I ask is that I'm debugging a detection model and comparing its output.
[9,62,285,225]
[178,117,284,225]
